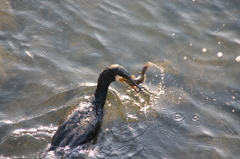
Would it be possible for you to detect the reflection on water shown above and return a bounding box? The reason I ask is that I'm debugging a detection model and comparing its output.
[1,0,240,158]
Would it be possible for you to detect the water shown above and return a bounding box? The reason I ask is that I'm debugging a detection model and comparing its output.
[0,0,240,158]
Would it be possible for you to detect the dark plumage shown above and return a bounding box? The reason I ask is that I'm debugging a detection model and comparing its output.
[49,64,141,150]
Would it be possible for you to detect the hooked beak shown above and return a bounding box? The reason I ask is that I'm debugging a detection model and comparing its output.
[118,77,142,93]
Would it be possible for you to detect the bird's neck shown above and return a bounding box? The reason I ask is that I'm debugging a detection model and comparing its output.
[93,72,114,108]
[93,85,109,108]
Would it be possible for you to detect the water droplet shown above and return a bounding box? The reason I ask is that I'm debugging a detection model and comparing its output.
[172,113,185,122]
[202,48,207,53]
[127,114,138,120]
[235,56,240,62]
[217,52,223,57]
[191,115,200,121]
[191,115,203,127]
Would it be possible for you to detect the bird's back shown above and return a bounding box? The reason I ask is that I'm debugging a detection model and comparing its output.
[49,100,103,150]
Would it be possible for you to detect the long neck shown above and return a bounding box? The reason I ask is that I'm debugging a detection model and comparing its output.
[93,71,114,108]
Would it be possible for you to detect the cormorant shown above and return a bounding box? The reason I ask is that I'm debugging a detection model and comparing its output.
[49,64,142,151]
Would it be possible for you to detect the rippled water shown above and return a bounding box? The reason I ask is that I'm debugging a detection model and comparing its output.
[0,0,240,158]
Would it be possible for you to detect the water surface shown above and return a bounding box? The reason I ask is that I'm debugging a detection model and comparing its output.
[0,0,240,158]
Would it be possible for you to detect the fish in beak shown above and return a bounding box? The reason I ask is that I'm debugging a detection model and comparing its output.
[116,75,142,92]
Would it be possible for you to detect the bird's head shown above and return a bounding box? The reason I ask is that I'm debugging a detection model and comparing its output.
[106,64,142,92]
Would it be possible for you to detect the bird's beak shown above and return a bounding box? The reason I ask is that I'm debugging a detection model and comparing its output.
[118,77,142,93]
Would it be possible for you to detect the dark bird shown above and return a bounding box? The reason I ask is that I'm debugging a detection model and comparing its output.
[49,64,141,151]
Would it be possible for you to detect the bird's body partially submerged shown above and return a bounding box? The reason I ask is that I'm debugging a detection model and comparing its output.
[49,98,103,150]
[49,64,142,151]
